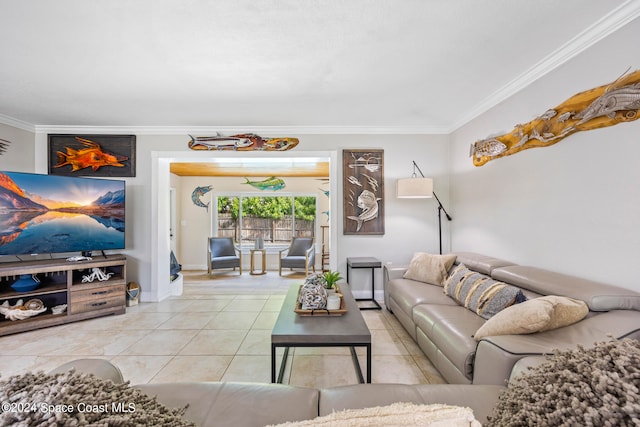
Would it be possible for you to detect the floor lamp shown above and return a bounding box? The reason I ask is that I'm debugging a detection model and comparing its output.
[396,161,452,254]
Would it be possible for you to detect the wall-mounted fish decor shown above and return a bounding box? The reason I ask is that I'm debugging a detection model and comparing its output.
[471,69,640,166]
[54,137,128,172]
[191,185,212,211]
[242,176,286,191]
[343,149,384,235]
[0,138,10,155]
[347,189,382,232]
[188,133,299,151]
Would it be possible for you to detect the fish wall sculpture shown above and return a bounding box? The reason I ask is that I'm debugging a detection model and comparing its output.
[191,185,213,211]
[470,69,640,166]
[188,133,298,151]
[242,177,286,191]
[54,137,128,172]
[347,189,382,232]
[343,149,384,235]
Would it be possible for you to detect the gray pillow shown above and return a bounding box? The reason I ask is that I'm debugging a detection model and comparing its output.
[444,263,526,319]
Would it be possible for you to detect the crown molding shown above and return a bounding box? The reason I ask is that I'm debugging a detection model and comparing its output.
[0,113,36,133]
[33,124,451,135]
[448,0,640,132]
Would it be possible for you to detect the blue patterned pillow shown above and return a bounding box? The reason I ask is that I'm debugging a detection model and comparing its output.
[444,264,527,319]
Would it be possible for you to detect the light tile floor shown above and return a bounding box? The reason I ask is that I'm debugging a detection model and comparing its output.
[0,270,444,387]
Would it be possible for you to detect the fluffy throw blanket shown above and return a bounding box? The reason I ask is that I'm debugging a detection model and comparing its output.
[487,338,640,426]
[267,402,480,426]
[0,370,194,426]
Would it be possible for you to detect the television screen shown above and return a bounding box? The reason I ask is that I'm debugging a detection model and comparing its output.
[0,171,125,256]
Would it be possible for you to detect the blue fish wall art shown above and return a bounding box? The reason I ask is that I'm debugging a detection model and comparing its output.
[191,185,213,211]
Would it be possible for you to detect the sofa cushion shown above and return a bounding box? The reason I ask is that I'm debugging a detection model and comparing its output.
[403,252,457,286]
[136,382,320,427]
[491,265,640,311]
[388,278,458,316]
[413,304,485,379]
[444,264,526,319]
[473,296,589,340]
[453,252,517,275]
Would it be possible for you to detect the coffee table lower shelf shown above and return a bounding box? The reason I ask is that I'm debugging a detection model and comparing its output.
[271,342,371,384]
[271,284,372,384]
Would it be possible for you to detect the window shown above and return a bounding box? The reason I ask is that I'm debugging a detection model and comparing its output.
[216,195,316,247]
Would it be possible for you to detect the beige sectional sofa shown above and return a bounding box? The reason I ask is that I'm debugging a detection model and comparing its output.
[35,339,640,426]
[383,252,640,385]
[50,358,506,426]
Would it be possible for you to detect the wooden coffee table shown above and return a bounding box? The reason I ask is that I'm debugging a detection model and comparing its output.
[271,284,372,384]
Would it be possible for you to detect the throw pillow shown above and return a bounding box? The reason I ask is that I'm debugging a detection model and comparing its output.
[267,402,481,427]
[0,370,194,426]
[474,295,589,340]
[443,263,526,319]
[539,295,589,331]
[403,253,457,286]
[486,339,640,426]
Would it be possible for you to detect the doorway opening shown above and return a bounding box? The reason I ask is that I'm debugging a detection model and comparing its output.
[151,150,338,301]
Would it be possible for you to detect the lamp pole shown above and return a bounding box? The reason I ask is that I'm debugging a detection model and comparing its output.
[412,161,452,254]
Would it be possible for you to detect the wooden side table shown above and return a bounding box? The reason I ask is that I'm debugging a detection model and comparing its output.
[346,257,382,310]
[250,249,266,275]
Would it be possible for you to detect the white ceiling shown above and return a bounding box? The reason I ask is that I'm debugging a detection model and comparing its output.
[0,0,638,134]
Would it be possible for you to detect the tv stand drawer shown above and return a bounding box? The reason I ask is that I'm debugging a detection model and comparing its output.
[70,295,125,315]
[70,284,125,303]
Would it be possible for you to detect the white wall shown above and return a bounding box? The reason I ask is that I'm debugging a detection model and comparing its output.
[0,123,35,171]
[450,18,640,291]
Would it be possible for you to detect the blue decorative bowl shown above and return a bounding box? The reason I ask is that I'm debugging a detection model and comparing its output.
[11,274,40,292]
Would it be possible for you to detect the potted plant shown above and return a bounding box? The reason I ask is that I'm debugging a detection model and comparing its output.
[323,270,343,292]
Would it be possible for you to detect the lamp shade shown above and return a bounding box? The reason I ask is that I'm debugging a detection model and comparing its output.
[396,177,433,198]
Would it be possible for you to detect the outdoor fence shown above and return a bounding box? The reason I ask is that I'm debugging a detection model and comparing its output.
[217,214,314,243]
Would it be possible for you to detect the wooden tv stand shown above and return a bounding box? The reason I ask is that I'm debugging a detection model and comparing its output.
[0,254,126,336]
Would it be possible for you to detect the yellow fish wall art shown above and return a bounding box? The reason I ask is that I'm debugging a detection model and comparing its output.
[470,69,640,166]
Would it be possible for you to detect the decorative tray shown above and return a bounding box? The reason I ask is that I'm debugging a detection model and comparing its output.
[294,286,347,316]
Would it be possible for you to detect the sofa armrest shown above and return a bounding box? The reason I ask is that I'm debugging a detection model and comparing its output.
[383,264,408,310]
[383,264,408,281]
[508,355,548,386]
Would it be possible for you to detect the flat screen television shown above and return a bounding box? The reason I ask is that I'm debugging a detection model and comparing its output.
[0,171,125,257]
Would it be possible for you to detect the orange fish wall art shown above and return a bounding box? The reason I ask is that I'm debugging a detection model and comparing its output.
[48,134,136,177]
[470,69,640,166]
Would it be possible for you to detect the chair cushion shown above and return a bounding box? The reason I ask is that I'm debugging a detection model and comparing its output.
[210,238,237,257]
[281,255,308,268]
[288,238,313,256]
[211,256,240,269]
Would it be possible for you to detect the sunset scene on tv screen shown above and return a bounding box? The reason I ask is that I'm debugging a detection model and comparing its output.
[0,171,125,256]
